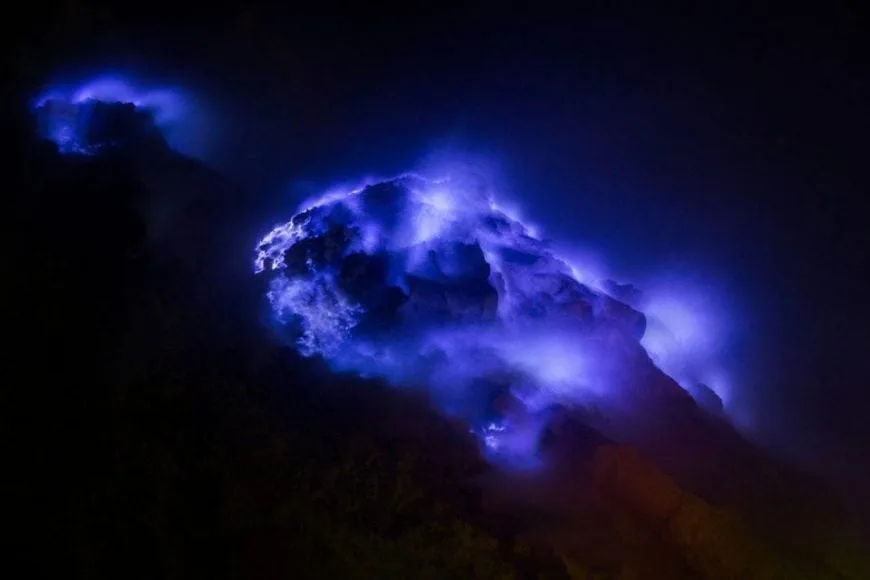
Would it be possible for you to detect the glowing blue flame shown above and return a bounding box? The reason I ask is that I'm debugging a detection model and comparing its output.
[254,173,731,464]
[267,274,364,357]
[32,76,188,155]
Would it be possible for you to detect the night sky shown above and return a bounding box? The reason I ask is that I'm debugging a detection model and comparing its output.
[18,2,869,502]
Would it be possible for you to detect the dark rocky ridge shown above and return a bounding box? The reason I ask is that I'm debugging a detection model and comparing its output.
[7,100,868,579]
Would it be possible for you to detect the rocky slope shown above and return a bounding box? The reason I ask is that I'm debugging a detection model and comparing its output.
[10,99,868,579]
[253,170,869,578]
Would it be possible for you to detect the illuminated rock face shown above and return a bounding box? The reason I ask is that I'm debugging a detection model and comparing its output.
[254,175,652,462]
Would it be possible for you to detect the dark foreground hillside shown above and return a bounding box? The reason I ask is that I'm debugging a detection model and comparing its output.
[5,110,570,579]
[6,108,869,579]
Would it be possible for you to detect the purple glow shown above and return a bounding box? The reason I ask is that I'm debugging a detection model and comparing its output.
[254,172,733,464]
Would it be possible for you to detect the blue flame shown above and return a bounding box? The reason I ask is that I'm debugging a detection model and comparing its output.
[254,172,732,465]
[32,76,188,155]
[267,273,364,357]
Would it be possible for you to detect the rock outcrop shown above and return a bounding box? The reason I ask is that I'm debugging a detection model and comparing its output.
[254,175,648,347]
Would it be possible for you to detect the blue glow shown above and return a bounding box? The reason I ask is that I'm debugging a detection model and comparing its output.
[638,279,732,410]
[32,76,188,155]
[267,273,364,357]
[254,172,732,465]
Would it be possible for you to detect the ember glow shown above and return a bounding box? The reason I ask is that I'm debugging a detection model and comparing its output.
[254,172,733,465]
